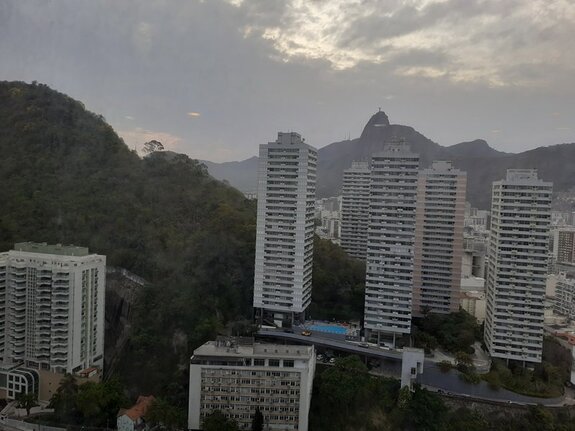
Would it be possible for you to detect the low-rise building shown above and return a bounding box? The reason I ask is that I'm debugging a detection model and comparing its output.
[188,337,315,431]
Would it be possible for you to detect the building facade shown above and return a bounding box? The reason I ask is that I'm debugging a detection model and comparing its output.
[253,133,317,327]
[341,161,371,259]
[364,142,420,344]
[554,271,575,320]
[188,337,315,431]
[484,170,552,364]
[413,161,466,315]
[553,228,575,266]
[0,242,105,374]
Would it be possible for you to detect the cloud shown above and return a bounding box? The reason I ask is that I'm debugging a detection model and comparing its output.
[229,0,575,87]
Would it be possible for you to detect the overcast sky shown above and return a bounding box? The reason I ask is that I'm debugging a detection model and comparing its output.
[1,0,574,161]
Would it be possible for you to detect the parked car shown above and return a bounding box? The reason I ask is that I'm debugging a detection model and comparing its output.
[301,330,312,336]
[329,358,336,364]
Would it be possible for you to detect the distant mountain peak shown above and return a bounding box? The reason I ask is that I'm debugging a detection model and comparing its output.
[360,110,391,140]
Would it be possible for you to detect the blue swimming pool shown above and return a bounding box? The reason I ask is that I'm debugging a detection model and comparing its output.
[308,324,347,335]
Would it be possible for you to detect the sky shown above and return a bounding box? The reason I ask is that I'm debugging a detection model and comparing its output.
[1,0,574,162]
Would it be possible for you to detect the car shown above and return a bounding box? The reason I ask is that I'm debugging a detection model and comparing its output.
[317,354,324,361]
[301,330,312,336]
[359,342,370,348]
[329,358,336,364]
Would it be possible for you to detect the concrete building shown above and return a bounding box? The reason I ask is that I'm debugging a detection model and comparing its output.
[315,196,341,245]
[553,227,575,266]
[0,242,105,375]
[413,161,466,315]
[460,276,486,323]
[400,348,424,391]
[364,141,419,344]
[341,161,371,259]
[484,170,552,364]
[253,132,317,327]
[554,271,575,320]
[188,337,315,431]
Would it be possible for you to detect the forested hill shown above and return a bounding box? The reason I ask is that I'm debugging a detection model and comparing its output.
[0,80,258,390]
[0,81,364,403]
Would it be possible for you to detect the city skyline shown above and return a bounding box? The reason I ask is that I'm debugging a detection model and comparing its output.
[1,1,574,162]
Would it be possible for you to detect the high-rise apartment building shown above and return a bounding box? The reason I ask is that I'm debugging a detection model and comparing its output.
[253,132,317,327]
[0,242,105,374]
[364,142,419,344]
[553,227,575,266]
[341,161,371,259]
[188,337,315,431]
[413,161,466,315]
[484,170,552,364]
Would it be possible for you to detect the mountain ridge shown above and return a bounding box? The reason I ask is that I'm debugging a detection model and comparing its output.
[204,111,575,208]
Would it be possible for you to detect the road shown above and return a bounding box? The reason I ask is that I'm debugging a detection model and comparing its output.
[257,329,403,360]
[419,363,565,406]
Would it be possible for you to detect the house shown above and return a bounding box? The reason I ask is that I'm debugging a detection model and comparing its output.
[117,395,155,431]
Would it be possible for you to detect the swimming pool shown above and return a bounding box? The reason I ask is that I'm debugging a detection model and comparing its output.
[308,324,347,335]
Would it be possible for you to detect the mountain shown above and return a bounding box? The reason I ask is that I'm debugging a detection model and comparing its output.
[0,81,363,403]
[204,112,575,209]
[202,156,259,192]
[0,81,257,399]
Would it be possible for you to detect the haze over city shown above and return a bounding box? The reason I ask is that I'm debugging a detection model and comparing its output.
[1,0,574,161]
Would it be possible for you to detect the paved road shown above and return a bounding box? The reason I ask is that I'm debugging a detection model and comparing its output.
[257,328,569,406]
[419,363,565,406]
[257,329,403,360]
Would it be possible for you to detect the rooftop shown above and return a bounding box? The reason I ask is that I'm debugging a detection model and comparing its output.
[13,242,91,257]
[193,337,314,360]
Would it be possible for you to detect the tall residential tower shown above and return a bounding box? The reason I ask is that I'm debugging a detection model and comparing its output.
[484,170,552,364]
[413,161,466,315]
[0,242,105,373]
[364,141,419,344]
[341,161,371,259]
[253,132,317,327]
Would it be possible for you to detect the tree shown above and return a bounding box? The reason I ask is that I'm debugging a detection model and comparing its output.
[407,386,448,431]
[455,351,473,369]
[16,392,38,416]
[202,411,239,431]
[49,374,79,423]
[251,408,264,431]
[147,397,186,430]
[143,140,164,154]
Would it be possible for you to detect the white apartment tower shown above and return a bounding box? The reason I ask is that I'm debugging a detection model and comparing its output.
[484,170,552,364]
[253,132,317,326]
[364,141,419,344]
[188,337,315,431]
[0,242,105,374]
[413,161,467,315]
[341,161,371,259]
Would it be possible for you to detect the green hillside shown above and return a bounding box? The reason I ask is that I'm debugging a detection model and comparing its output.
[0,81,365,406]
[0,81,257,392]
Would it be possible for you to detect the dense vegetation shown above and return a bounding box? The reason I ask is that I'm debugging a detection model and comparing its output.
[0,82,257,404]
[0,81,366,410]
[45,375,126,427]
[482,337,572,398]
[310,356,575,431]
[308,237,365,321]
[413,309,483,354]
